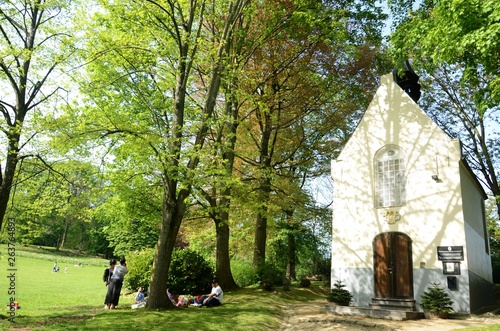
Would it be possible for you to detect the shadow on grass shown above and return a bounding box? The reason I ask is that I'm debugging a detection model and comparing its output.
[1,304,277,331]
[0,287,329,330]
[0,305,98,331]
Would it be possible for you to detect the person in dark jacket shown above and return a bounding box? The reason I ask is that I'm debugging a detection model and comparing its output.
[103,259,116,309]
[105,258,128,309]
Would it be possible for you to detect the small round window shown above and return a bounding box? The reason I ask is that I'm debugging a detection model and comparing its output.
[387,150,395,156]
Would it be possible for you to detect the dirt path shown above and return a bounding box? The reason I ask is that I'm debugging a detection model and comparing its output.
[280,301,500,331]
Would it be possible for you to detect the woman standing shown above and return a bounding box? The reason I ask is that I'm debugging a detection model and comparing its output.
[105,258,128,309]
[103,259,116,309]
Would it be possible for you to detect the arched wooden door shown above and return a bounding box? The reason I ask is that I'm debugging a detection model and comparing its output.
[373,232,413,299]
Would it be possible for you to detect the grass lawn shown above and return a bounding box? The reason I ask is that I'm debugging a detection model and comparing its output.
[0,245,328,330]
[1,245,499,331]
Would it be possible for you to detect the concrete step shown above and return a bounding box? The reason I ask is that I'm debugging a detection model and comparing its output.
[325,304,425,321]
[370,298,416,310]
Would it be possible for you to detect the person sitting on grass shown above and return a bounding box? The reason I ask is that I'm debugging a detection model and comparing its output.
[195,279,223,307]
[131,287,147,309]
[135,287,146,304]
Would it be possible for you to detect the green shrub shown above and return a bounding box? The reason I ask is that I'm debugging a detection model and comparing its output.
[125,247,214,295]
[420,282,454,313]
[231,258,259,287]
[125,248,155,291]
[327,280,353,306]
[300,278,311,288]
[258,263,285,291]
[168,248,214,295]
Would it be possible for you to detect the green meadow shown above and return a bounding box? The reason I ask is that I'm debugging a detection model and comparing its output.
[0,245,327,330]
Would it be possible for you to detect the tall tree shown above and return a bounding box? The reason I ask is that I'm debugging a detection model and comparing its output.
[390,0,500,218]
[418,65,500,220]
[235,0,388,268]
[0,0,76,230]
[66,0,248,309]
[182,0,262,291]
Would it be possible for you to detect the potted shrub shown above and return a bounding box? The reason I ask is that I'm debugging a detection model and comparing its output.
[420,282,454,319]
[327,280,353,306]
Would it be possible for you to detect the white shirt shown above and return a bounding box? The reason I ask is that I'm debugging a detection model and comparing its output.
[211,285,223,303]
[111,264,128,281]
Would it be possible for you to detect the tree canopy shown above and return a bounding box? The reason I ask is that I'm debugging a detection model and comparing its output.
[390,0,500,218]
[390,0,500,102]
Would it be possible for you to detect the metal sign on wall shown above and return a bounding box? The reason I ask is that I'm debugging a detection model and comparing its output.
[437,246,464,261]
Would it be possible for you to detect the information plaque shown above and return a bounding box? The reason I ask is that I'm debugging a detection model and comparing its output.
[437,246,464,261]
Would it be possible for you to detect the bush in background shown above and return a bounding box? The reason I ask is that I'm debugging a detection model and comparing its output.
[168,248,214,295]
[258,263,285,291]
[125,248,155,291]
[231,258,259,287]
[125,247,214,295]
[300,278,311,288]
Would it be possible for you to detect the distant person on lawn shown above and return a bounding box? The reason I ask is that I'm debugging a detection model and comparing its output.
[195,279,223,307]
[104,258,128,309]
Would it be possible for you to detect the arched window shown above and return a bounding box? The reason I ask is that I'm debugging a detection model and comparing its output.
[375,145,406,207]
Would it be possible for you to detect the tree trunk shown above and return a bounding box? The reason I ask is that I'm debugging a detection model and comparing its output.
[284,209,297,280]
[286,232,297,281]
[0,130,21,231]
[214,206,238,290]
[496,198,500,222]
[212,87,240,291]
[253,210,268,268]
[147,189,187,309]
[60,218,70,249]
[253,173,271,268]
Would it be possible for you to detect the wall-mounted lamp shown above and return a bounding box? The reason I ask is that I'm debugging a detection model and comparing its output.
[432,154,440,182]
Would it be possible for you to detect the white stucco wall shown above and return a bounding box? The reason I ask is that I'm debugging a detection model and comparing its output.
[330,73,494,312]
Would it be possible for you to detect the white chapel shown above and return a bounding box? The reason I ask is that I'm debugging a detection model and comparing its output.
[330,65,494,313]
